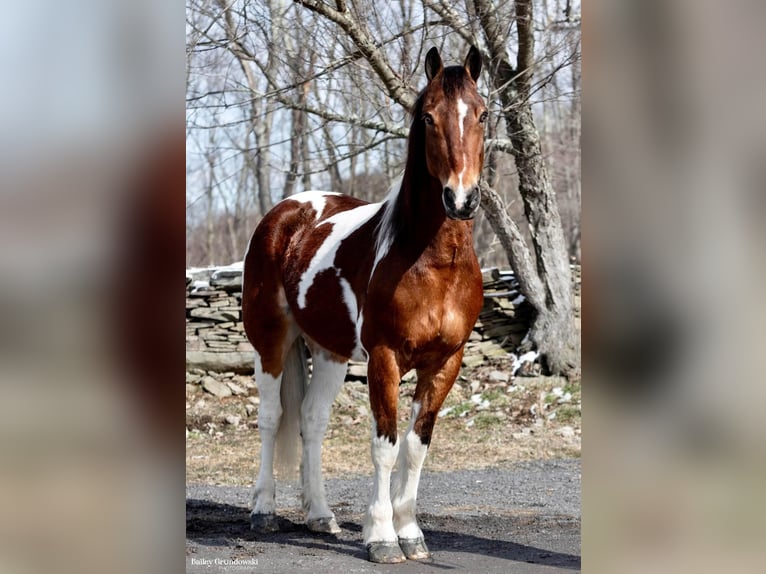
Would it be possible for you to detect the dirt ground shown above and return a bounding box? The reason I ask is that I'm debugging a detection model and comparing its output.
[186,358,581,485]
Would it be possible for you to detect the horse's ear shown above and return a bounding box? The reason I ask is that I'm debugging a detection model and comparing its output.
[425,47,443,81]
[464,45,482,82]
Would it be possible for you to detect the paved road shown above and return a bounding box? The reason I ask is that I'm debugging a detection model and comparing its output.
[186,459,580,573]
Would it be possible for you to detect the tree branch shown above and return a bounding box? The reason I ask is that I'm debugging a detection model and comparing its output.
[514,0,534,95]
[422,0,477,50]
[294,0,418,111]
[263,92,409,138]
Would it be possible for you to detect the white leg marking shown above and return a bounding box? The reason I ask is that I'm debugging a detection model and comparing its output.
[252,353,283,515]
[300,352,347,521]
[391,402,428,540]
[363,422,400,545]
[297,202,382,308]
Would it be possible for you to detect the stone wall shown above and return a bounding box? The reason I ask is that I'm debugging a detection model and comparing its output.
[185,263,580,378]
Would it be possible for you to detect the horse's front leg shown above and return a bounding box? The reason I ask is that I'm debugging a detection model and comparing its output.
[391,351,463,560]
[363,346,406,564]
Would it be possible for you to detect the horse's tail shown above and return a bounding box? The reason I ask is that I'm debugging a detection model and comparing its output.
[274,336,308,477]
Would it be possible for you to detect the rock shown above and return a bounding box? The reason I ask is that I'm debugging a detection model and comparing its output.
[202,376,232,398]
[186,350,253,374]
[347,362,367,379]
[517,361,541,377]
[461,354,484,369]
[556,426,575,438]
[489,370,510,383]
[470,380,481,393]
[226,381,247,396]
[245,404,257,417]
[186,372,201,384]
[185,384,197,395]
[189,307,240,322]
[224,414,241,426]
[210,270,242,290]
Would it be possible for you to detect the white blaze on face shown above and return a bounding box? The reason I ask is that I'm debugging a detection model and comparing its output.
[454,98,470,210]
[457,98,468,141]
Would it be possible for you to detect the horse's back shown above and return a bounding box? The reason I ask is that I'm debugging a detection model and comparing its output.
[243,190,382,363]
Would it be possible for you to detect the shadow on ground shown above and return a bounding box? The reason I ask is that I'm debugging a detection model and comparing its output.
[186,498,580,570]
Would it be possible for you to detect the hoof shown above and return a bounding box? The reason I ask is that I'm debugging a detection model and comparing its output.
[366,541,406,564]
[398,537,431,560]
[250,512,280,533]
[306,516,341,534]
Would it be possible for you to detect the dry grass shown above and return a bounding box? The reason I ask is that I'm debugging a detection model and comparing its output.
[186,361,581,486]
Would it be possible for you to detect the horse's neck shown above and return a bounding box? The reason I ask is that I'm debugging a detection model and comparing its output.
[394,170,474,260]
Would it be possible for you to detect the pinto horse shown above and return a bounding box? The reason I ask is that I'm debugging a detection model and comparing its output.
[242,46,487,564]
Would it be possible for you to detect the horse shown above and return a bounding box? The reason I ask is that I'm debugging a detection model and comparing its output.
[242,45,487,564]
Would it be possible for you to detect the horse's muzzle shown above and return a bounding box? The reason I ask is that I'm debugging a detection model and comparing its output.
[443,186,481,220]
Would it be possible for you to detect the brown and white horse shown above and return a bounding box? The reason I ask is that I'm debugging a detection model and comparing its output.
[242,46,487,563]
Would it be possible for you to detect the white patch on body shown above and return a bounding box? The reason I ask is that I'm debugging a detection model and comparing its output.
[297,202,383,359]
[391,401,428,540]
[297,202,381,309]
[284,190,341,220]
[338,274,367,361]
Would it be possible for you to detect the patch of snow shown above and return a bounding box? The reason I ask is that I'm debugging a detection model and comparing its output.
[470,394,490,410]
[511,350,539,375]
[213,261,243,272]
[511,294,526,306]
[438,406,454,418]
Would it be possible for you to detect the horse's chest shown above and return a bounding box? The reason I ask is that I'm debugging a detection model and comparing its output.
[368,270,481,365]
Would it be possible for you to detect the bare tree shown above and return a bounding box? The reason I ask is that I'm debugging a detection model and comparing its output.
[185,0,581,375]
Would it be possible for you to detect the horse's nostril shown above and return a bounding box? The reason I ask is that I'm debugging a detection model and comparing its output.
[443,188,456,210]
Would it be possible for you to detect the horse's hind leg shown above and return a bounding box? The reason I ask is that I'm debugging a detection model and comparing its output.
[250,349,285,533]
[300,348,347,534]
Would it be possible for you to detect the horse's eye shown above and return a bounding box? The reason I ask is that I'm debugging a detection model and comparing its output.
[479,111,489,124]
[422,113,434,125]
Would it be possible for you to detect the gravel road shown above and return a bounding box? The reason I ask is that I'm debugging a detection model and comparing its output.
[186,459,580,573]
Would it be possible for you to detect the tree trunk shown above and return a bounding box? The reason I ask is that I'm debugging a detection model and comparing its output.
[475,0,579,375]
